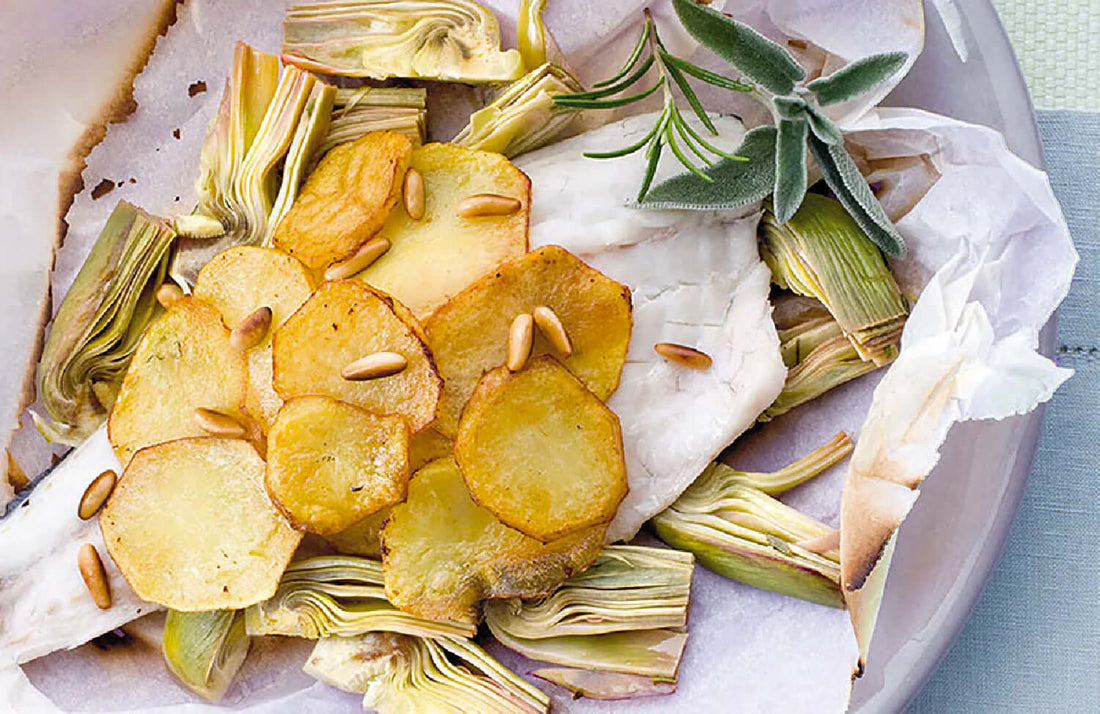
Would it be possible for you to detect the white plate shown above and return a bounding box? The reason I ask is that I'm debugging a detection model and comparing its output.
[851,1,1049,710]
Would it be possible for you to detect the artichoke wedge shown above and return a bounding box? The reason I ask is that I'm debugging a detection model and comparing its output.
[452,63,583,157]
[244,555,475,640]
[36,201,176,444]
[484,546,693,680]
[760,193,908,367]
[282,1,524,83]
[319,87,427,155]
[162,609,251,702]
[305,632,550,714]
[652,434,853,609]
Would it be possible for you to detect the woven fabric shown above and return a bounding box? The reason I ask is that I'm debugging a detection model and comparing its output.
[909,111,1100,711]
[991,0,1100,111]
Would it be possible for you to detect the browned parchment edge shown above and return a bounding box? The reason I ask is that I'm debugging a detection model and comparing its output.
[9,1,184,468]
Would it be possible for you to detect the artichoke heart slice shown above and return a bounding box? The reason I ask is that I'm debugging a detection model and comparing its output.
[244,555,476,640]
[36,201,176,444]
[283,0,524,83]
[452,63,583,157]
[760,193,908,366]
[304,632,550,713]
[319,87,427,155]
[162,609,251,702]
[651,433,854,609]
[484,546,694,681]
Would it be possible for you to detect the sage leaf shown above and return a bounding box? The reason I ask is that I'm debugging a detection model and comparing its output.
[639,126,777,210]
[772,95,807,120]
[806,52,908,106]
[671,0,805,95]
[801,102,844,145]
[774,119,809,223]
[808,136,906,256]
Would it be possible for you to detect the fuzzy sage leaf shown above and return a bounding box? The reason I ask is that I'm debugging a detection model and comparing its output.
[772,96,842,145]
[774,119,809,223]
[807,52,908,106]
[671,0,804,95]
[809,136,906,256]
[639,126,777,210]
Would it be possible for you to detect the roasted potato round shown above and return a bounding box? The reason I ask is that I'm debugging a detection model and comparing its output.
[99,437,301,611]
[273,131,413,270]
[324,508,390,557]
[272,281,442,432]
[455,357,628,542]
[381,457,605,623]
[107,299,247,465]
[266,396,409,536]
[425,245,632,436]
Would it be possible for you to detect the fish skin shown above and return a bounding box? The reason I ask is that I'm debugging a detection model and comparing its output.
[517,113,787,542]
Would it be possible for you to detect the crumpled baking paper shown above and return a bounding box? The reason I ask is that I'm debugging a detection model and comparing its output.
[0,0,1076,712]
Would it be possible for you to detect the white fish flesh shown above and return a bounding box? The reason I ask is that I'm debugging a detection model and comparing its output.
[516,113,787,542]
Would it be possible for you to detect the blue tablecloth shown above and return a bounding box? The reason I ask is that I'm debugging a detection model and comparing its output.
[908,111,1100,711]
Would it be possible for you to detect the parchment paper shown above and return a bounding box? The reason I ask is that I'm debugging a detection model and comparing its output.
[0,0,1076,712]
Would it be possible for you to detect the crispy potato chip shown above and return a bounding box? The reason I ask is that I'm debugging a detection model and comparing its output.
[266,396,409,536]
[356,143,529,318]
[273,131,413,270]
[272,281,442,432]
[381,457,605,623]
[100,437,301,611]
[425,245,631,436]
[408,428,453,472]
[324,508,390,557]
[107,299,247,465]
[456,357,628,542]
[193,246,317,431]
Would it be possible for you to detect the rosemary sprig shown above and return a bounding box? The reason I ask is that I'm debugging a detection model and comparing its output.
[553,10,751,201]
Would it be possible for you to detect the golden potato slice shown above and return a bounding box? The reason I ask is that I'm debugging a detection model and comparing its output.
[272,281,442,432]
[408,428,453,472]
[273,131,413,270]
[99,437,301,611]
[324,508,389,557]
[425,245,631,436]
[381,457,605,623]
[456,357,628,542]
[356,143,530,318]
[193,246,317,432]
[266,396,409,536]
[107,299,247,465]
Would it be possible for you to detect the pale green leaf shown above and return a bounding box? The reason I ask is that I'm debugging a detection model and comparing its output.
[806,52,908,106]
[671,0,805,95]
[774,118,809,223]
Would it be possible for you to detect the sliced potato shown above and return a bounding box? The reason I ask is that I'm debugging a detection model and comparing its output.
[99,437,301,611]
[381,457,605,623]
[272,281,442,432]
[193,246,317,432]
[273,131,413,270]
[408,428,453,472]
[356,143,530,318]
[425,245,631,436]
[266,396,409,536]
[456,357,628,542]
[107,299,247,465]
[324,508,389,557]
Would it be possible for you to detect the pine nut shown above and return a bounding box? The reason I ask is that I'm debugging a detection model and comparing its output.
[156,284,184,309]
[78,469,117,520]
[78,543,112,609]
[654,342,713,370]
[342,352,408,381]
[193,407,248,438]
[507,314,534,372]
[404,168,425,220]
[325,237,391,281]
[456,193,521,218]
[229,306,272,353]
[533,306,572,357]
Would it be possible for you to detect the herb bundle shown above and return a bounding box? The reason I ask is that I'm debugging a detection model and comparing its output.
[553,10,753,201]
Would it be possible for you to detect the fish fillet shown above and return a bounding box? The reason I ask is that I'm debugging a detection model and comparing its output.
[517,113,787,542]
